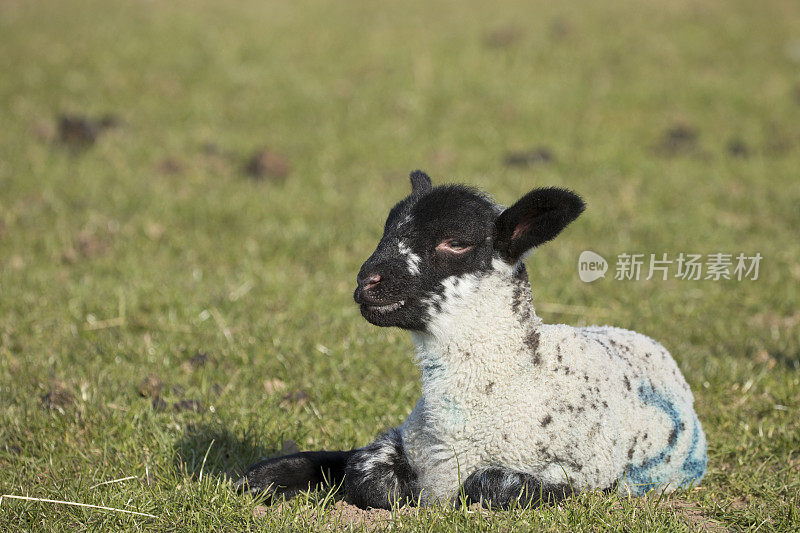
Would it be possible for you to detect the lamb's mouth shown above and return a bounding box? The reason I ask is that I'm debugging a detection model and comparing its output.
[366,300,406,314]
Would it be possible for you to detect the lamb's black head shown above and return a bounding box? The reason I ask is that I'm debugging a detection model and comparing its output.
[353,171,585,331]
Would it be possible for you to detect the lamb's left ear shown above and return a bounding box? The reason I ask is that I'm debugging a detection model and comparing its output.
[409,170,432,194]
[493,187,585,264]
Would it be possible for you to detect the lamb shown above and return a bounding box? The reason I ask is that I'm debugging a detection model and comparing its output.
[237,171,707,509]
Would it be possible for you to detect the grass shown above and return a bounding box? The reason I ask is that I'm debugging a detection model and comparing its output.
[1,0,799,530]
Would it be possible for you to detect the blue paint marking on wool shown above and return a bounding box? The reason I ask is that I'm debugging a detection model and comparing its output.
[420,356,445,383]
[417,354,461,422]
[426,394,464,425]
[422,361,444,377]
[681,412,707,482]
[625,381,684,494]
[441,395,462,417]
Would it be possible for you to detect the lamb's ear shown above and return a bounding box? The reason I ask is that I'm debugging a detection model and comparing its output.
[493,187,585,264]
[409,170,432,194]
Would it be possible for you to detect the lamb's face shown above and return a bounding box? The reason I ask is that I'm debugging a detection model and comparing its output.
[353,181,498,331]
[353,171,585,331]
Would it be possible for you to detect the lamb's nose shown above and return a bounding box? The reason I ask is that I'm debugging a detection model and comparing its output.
[363,274,382,291]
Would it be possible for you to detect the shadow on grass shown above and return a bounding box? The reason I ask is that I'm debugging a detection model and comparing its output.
[771,349,800,370]
[173,423,280,481]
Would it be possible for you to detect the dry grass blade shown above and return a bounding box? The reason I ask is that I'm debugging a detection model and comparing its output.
[88,475,138,490]
[0,494,158,519]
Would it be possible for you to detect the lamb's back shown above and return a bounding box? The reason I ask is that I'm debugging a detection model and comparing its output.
[536,323,706,495]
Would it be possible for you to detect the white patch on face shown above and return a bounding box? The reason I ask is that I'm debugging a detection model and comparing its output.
[398,240,422,276]
[491,252,537,275]
[371,300,405,313]
[437,274,480,312]
[418,273,483,331]
[491,256,515,276]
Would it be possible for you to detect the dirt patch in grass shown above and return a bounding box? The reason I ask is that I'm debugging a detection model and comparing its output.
[151,395,203,413]
[56,113,121,149]
[483,26,522,48]
[40,386,74,414]
[663,499,727,532]
[151,396,169,411]
[726,138,750,158]
[61,229,113,263]
[549,17,572,41]
[254,499,406,530]
[172,399,203,412]
[280,389,310,408]
[155,156,185,175]
[137,374,163,398]
[188,351,213,367]
[503,147,554,167]
[244,148,290,182]
[182,351,215,372]
[654,124,701,157]
[326,500,394,527]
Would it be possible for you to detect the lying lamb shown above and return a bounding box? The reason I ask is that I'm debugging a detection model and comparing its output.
[237,171,707,509]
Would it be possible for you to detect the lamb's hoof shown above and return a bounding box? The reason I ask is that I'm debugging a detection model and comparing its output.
[235,456,311,502]
[234,474,278,502]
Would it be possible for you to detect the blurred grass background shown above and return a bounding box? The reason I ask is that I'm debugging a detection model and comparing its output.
[1,0,799,530]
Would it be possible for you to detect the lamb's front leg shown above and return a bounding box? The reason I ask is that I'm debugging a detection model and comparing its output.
[236,450,354,501]
[458,467,572,510]
[344,428,419,509]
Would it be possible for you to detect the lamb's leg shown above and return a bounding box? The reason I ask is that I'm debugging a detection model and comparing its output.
[458,467,572,509]
[343,428,419,509]
[236,450,354,501]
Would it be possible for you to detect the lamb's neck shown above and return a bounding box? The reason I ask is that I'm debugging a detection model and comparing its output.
[411,266,542,393]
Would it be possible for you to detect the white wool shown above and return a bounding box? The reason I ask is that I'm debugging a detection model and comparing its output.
[398,262,706,503]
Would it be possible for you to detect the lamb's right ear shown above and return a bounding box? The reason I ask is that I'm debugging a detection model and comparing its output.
[409,170,432,194]
[493,187,585,264]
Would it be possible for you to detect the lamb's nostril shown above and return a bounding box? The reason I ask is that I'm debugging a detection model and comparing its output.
[363,274,382,291]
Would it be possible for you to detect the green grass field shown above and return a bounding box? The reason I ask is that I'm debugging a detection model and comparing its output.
[1,0,799,530]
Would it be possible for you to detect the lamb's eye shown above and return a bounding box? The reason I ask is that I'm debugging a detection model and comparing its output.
[436,239,475,254]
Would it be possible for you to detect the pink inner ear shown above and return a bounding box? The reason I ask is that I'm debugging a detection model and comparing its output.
[512,219,533,240]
